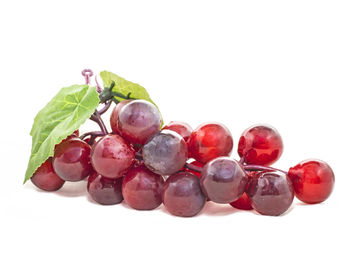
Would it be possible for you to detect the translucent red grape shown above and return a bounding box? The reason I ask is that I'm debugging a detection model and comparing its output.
[288,159,335,204]
[229,192,253,210]
[188,123,233,164]
[238,125,283,166]
[162,121,193,142]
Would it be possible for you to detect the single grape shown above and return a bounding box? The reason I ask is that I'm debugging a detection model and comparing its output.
[238,125,283,166]
[31,157,65,191]
[162,121,193,142]
[53,138,93,181]
[162,172,206,217]
[181,160,203,178]
[229,192,253,210]
[142,130,188,176]
[91,134,135,179]
[288,159,335,204]
[246,171,294,216]
[110,100,131,134]
[200,157,247,203]
[118,100,162,145]
[54,130,79,150]
[87,172,123,205]
[122,165,164,210]
[188,122,233,164]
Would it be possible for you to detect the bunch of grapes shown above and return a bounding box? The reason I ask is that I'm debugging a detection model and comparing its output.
[29,69,335,217]
[31,97,335,217]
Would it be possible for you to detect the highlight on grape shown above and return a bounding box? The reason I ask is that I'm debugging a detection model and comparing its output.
[25,69,335,217]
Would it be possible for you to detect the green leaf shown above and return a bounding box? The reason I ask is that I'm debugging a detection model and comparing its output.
[24,85,100,183]
[100,71,155,103]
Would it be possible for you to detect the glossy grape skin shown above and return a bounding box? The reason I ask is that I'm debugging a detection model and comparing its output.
[162,172,206,217]
[200,157,248,203]
[162,121,193,142]
[31,158,65,191]
[87,172,123,205]
[54,130,79,149]
[246,171,294,216]
[110,100,131,134]
[229,192,253,210]
[53,138,93,181]
[142,130,188,176]
[118,100,162,145]
[188,123,233,164]
[238,125,283,166]
[91,134,135,179]
[181,160,203,178]
[288,159,335,204]
[122,165,164,210]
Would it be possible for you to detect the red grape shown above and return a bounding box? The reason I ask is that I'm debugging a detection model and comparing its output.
[162,121,193,142]
[110,100,131,134]
[238,125,283,166]
[229,192,253,210]
[247,171,294,216]
[87,172,123,205]
[200,157,248,203]
[188,123,233,164]
[142,130,188,176]
[162,172,206,217]
[31,158,65,191]
[122,165,164,210]
[118,100,162,145]
[53,138,93,181]
[288,159,335,204]
[91,134,135,179]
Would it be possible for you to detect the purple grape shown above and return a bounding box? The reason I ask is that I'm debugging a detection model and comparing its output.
[162,172,206,217]
[142,130,188,176]
[246,171,294,216]
[87,172,123,205]
[200,157,248,204]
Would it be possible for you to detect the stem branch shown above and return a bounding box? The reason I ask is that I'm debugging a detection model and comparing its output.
[97,100,112,115]
[243,164,288,174]
[90,111,108,135]
[184,163,203,173]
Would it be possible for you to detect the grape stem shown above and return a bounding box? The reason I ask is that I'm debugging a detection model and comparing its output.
[90,111,108,135]
[80,131,105,140]
[243,164,288,174]
[183,161,288,175]
[97,100,112,115]
[184,163,203,173]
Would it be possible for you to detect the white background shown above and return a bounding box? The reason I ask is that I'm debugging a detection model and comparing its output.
[0,1,349,261]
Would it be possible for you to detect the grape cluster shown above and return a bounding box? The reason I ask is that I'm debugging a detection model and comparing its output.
[31,99,335,217]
